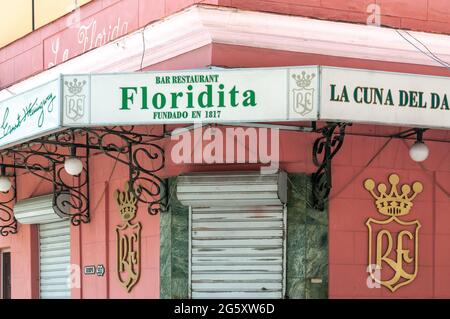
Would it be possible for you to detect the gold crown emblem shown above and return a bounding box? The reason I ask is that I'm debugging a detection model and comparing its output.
[364,174,423,217]
[64,78,86,95]
[292,71,315,88]
[114,183,138,222]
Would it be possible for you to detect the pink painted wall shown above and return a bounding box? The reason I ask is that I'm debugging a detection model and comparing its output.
[329,130,450,298]
[163,124,450,298]
[0,224,38,299]
[0,32,448,299]
[0,172,53,298]
[0,152,162,299]
[73,152,160,299]
[221,0,450,35]
[2,124,448,298]
[210,44,450,78]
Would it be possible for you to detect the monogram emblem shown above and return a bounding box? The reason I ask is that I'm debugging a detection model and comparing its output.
[365,174,423,292]
[292,71,315,116]
[114,182,141,293]
[64,78,86,121]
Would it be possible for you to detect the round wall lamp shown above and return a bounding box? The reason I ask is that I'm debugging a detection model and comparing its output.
[64,147,83,176]
[0,166,11,193]
[409,129,429,162]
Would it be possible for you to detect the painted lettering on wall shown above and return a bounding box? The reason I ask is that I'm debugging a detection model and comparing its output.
[78,18,128,54]
[47,17,128,68]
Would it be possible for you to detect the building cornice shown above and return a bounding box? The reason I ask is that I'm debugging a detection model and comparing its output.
[2,4,450,101]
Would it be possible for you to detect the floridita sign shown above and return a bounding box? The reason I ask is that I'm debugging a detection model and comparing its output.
[1,66,450,149]
[62,67,319,125]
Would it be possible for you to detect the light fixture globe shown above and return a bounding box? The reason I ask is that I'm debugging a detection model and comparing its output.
[64,157,83,176]
[409,141,429,162]
[0,176,11,193]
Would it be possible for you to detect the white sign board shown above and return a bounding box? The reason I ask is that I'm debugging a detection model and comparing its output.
[62,67,319,126]
[2,65,450,152]
[320,67,450,129]
[0,79,61,149]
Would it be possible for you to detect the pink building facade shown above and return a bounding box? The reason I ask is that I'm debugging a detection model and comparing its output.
[0,0,449,299]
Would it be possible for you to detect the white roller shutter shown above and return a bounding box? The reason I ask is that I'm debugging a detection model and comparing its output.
[191,205,286,299]
[14,194,69,224]
[39,219,71,299]
[178,172,287,299]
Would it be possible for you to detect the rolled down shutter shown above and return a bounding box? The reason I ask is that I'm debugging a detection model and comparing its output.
[177,172,287,299]
[39,219,71,299]
[13,194,71,298]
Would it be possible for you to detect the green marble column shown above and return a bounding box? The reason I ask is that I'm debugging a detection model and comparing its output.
[286,174,328,299]
[160,177,189,299]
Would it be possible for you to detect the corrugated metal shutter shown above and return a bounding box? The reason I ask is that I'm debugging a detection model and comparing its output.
[177,172,287,299]
[191,205,286,299]
[39,219,71,299]
[177,172,287,207]
[14,194,70,225]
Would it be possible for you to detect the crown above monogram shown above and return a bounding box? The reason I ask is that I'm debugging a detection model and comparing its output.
[364,174,423,217]
[65,78,86,95]
[292,71,315,88]
[114,182,139,222]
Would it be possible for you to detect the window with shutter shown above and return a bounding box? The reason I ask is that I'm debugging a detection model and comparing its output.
[177,172,287,299]
[39,219,71,299]
[13,194,72,299]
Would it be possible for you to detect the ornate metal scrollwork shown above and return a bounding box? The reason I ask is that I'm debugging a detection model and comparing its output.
[1,129,90,226]
[0,165,17,236]
[311,122,349,211]
[0,125,167,235]
[52,157,90,226]
[128,142,167,215]
[84,126,168,215]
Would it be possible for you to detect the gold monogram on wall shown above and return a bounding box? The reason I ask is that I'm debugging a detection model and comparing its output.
[114,182,142,293]
[364,173,423,292]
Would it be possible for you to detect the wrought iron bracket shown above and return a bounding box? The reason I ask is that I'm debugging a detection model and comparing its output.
[0,126,168,236]
[311,122,349,211]
[84,126,168,216]
[0,131,91,228]
[0,167,17,236]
